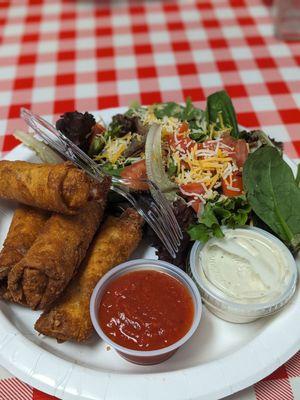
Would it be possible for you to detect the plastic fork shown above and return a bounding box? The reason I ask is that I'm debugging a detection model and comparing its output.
[21,108,183,258]
[0,207,8,217]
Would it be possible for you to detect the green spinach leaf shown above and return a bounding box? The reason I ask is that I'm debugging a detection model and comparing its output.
[153,102,183,119]
[102,163,124,177]
[138,99,208,141]
[189,131,207,142]
[188,196,251,243]
[296,164,300,188]
[180,97,202,121]
[188,223,211,243]
[207,90,239,138]
[243,146,300,252]
[88,135,105,157]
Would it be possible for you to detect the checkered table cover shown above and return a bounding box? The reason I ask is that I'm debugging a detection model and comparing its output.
[0,0,299,399]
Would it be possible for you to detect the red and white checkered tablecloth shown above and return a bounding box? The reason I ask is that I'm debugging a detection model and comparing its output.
[0,0,299,399]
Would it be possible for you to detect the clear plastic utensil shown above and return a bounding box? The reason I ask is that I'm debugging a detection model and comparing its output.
[20,108,183,258]
[0,206,8,217]
[274,0,300,40]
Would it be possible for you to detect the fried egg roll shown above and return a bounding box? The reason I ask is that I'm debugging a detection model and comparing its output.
[0,206,49,300]
[8,190,109,310]
[0,160,104,215]
[34,209,143,342]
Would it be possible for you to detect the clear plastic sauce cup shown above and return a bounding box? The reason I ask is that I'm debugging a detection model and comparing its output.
[189,227,297,323]
[90,259,202,365]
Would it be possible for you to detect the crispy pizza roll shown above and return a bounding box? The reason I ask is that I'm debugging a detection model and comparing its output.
[0,160,106,215]
[0,206,49,300]
[34,209,143,342]
[8,193,109,310]
[0,206,49,280]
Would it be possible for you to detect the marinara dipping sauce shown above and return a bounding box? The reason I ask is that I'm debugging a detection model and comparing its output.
[90,260,202,365]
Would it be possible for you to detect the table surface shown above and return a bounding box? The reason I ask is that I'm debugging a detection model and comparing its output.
[0,0,299,399]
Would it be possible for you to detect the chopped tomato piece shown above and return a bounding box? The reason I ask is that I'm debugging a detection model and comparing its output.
[88,123,106,146]
[202,136,235,152]
[180,183,205,214]
[222,173,243,197]
[166,123,194,151]
[179,122,189,134]
[218,136,248,167]
[202,136,248,167]
[166,135,194,152]
[201,141,214,151]
[180,159,190,169]
[234,139,249,167]
[120,160,149,191]
[199,136,236,154]
[190,199,202,214]
[220,135,236,149]
[180,183,206,195]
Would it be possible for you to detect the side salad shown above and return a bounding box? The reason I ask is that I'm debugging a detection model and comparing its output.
[16,90,300,266]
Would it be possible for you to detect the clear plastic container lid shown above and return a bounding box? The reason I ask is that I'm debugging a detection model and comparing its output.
[189,227,298,323]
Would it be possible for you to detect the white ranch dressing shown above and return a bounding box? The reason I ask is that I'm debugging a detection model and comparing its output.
[199,229,292,304]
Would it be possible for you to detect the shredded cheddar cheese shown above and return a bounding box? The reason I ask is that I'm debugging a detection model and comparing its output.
[167,129,239,202]
[96,133,133,164]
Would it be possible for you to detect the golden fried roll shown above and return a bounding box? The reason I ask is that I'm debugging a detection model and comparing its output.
[0,160,105,215]
[0,206,49,280]
[8,196,109,310]
[34,209,143,342]
[0,206,49,301]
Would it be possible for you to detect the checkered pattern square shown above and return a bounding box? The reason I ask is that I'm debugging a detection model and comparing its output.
[0,0,299,399]
[0,0,300,159]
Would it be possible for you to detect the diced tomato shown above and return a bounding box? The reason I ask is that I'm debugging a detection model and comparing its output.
[180,159,190,169]
[220,135,236,148]
[218,136,248,167]
[180,183,205,214]
[180,182,206,195]
[120,160,149,191]
[221,172,243,197]
[202,135,235,152]
[190,199,202,214]
[234,139,248,167]
[166,135,193,152]
[202,136,248,167]
[166,134,176,148]
[179,121,189,134]
[166,122,194,152]
[88,123,106,145]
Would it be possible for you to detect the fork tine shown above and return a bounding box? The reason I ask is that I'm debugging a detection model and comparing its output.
[148,201,179,252]
[58,135,108,183]
[147,210,177,258]
[22,110,67,153]
[156,193,183,241]
[148,182,183,244]
[45,138,105,185]
[61,136,98,167]
[147,180,183,239]
[0,207,8,217]
[157,204,182,246]
[149,205,179,253]
[109,188,175,254]
[22,108,61,139]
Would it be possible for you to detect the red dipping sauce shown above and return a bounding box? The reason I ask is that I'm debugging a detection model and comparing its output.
[98,269,194,351]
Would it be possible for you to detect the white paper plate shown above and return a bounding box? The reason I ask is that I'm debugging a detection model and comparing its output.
[0,108,299,400]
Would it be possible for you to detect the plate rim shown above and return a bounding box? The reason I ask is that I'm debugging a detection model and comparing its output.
[0,108,299,400]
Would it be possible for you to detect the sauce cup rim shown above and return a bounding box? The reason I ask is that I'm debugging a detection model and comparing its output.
[90,259,202,357]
